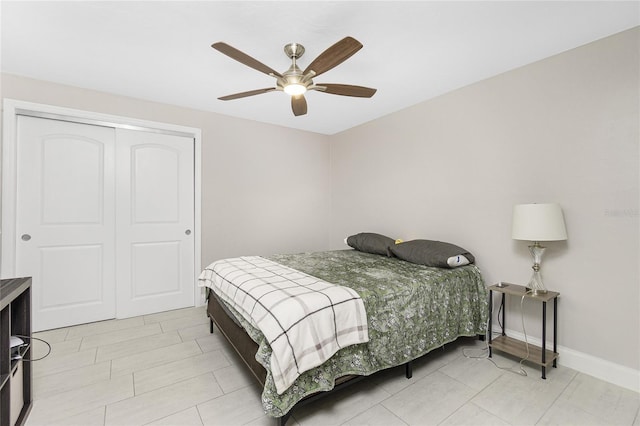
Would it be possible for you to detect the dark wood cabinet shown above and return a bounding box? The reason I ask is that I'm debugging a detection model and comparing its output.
[1,277,32,425]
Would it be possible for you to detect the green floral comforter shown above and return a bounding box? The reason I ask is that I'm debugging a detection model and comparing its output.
[218,249,488,418]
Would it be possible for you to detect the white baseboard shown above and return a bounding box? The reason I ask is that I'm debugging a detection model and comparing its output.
[492,327,639,393]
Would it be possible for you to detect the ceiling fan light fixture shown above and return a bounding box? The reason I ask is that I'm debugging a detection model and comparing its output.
[212,37,376,116]
[284,83,307,96]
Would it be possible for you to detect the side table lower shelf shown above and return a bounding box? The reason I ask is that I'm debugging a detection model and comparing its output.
[489,335,558,368]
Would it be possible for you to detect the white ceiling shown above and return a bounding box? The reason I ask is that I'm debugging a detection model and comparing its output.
[1,1,638,135]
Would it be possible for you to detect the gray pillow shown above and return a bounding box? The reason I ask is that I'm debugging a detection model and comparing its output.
[389,239,475,268]
[346,232,395,257]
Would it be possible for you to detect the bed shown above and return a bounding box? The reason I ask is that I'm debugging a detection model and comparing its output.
[199,248,488,425]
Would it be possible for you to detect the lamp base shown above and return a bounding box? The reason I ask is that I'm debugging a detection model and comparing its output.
[526,243,548,295]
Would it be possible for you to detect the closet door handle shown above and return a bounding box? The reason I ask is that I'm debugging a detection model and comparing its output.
[185,229,191,235]
[21,234,31,241]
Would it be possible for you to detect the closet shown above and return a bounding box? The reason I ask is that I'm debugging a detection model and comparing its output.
[5,110,198,332]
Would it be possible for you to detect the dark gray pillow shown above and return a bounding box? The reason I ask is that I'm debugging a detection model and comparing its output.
[389,239,475,268]
[346,232,395,257]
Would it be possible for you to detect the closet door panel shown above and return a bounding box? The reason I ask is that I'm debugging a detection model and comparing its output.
[15,116,116,331]
[40,245,103,307]
[132,146,180,223]
[131,241,181,297]
[115,129,195,318]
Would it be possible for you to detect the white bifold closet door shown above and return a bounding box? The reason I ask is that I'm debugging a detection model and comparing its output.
[15,116,195,332]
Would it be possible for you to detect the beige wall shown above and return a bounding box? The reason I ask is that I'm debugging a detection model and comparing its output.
[330,28,639,371]
[0,73,332,266]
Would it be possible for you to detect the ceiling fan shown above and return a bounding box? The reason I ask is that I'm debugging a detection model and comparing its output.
[212,36,377,117]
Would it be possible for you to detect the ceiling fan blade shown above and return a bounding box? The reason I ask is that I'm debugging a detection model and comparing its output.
[212,42,283,78]
[303,37,362,78]
[218,87,276,101]
[316,84,377,98]
[291,95,307,116]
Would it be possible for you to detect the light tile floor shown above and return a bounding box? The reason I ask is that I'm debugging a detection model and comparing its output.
[24,306,639,426]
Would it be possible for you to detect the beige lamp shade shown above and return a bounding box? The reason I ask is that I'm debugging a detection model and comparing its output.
[511,203,568,241]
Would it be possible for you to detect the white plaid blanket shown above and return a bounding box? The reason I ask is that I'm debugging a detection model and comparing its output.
[198,256,369,394]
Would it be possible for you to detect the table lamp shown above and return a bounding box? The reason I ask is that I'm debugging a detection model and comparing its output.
[511,203,567,295]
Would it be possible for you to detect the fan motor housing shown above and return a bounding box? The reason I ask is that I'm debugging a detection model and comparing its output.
[284,43,305,59]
